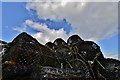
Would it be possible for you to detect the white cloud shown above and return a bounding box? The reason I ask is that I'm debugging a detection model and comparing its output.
[26,0,120,2]
[13,23,27,33]
[104,53,119,60]
[25,20,68,44]
[26,2,118,41]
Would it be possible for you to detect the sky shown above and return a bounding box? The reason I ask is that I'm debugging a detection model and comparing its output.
[1,1,119,59]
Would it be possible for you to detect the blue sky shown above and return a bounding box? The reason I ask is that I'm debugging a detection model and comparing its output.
[2,2,71,41]
[1,2,119,59]
[2,2,29,41]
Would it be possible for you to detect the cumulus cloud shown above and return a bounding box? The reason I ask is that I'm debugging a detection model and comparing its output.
[104,53,119,60]
[26,2,118,41]
[13,24,27,33]
[28,0,119,2]
[25,20,68,44]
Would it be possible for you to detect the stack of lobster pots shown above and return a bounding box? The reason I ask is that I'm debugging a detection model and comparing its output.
[2,32,120,80]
